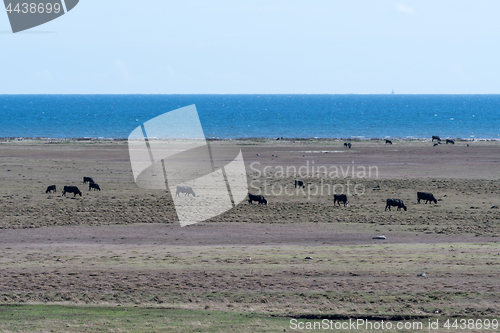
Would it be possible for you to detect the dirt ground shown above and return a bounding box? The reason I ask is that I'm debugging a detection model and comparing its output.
[0,139,499,321]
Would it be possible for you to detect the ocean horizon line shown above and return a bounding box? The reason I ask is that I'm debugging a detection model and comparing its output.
[2,93,500,96]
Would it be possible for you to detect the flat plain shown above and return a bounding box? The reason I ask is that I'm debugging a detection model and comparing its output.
[0,139,499,332]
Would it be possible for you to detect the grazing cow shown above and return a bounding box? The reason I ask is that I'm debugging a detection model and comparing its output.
[446,139,455,144]
[248,193,268,205]
[343,142,348,147]
[176,186,196,197]
[417,192,438,204]
[333,194,349,207]
[385,139,393,145]
[432,136,441,142]
[45,185,56,193]
[348,143,352,149]
[62,186,82,197]
[385,198,407,211]
[294,180,305,188]
[89,183,101,191]
[83,177,94,184]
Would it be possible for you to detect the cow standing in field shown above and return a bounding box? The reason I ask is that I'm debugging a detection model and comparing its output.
[432,136,441,142]
[446,139,455,144]
[385,139,393,145]
[385,198,407,211]
[294,180,305,188]
[248,193,268,205]
[176,186,196,197]
[89,183,101,191]
[83,177,94,184]
[334,194,349,207]
[45,185,56,193]
[62,186,82,197]
[417,192,438,204]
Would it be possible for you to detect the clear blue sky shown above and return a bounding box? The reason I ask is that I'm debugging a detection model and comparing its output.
[1,0,499,94]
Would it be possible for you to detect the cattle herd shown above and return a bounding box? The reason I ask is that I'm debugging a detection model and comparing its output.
[347,136,456,149]
[432,136,455,146]
[249,184,439,213]
[45,176,101,197]
[46,172,440,212]
[247,136,453,212]
[230,136,452,212]
[47,137,450,214]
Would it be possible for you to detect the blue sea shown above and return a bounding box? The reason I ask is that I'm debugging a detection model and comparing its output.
[1,95,499,139]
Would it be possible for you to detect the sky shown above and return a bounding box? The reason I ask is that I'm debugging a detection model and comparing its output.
[1,0,499,94]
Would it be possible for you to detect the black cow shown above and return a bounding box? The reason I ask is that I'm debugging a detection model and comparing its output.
[176,186,196,197]
[63,186,82,197]
[83,177,94,184]
[294,180,305,188]
[333,194,349,207]
[343,142,348,147]
[89,183,101,191]
[432,136,441,142]
[446,139,455,144]
[248,193,268,205]
[433,143,439,147]
[385,139,393,145]
[45,185,56,193]
[385,198,407,211]
[417,192,437,204]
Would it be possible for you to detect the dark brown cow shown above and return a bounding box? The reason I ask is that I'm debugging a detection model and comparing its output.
[45,185,56,193]
[83,177,94,184]
[294,180,305,188]
[334,194,349,207]
[63,186,82,197]
[248,193,268,205]
[89,183,101,191]
[385,198,407,211]
[417,192,437,204]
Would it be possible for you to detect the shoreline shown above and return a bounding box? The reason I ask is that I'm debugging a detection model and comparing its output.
[1,136,499,142]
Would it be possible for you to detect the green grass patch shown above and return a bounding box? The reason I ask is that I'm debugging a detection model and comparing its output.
[0,304,290,333]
